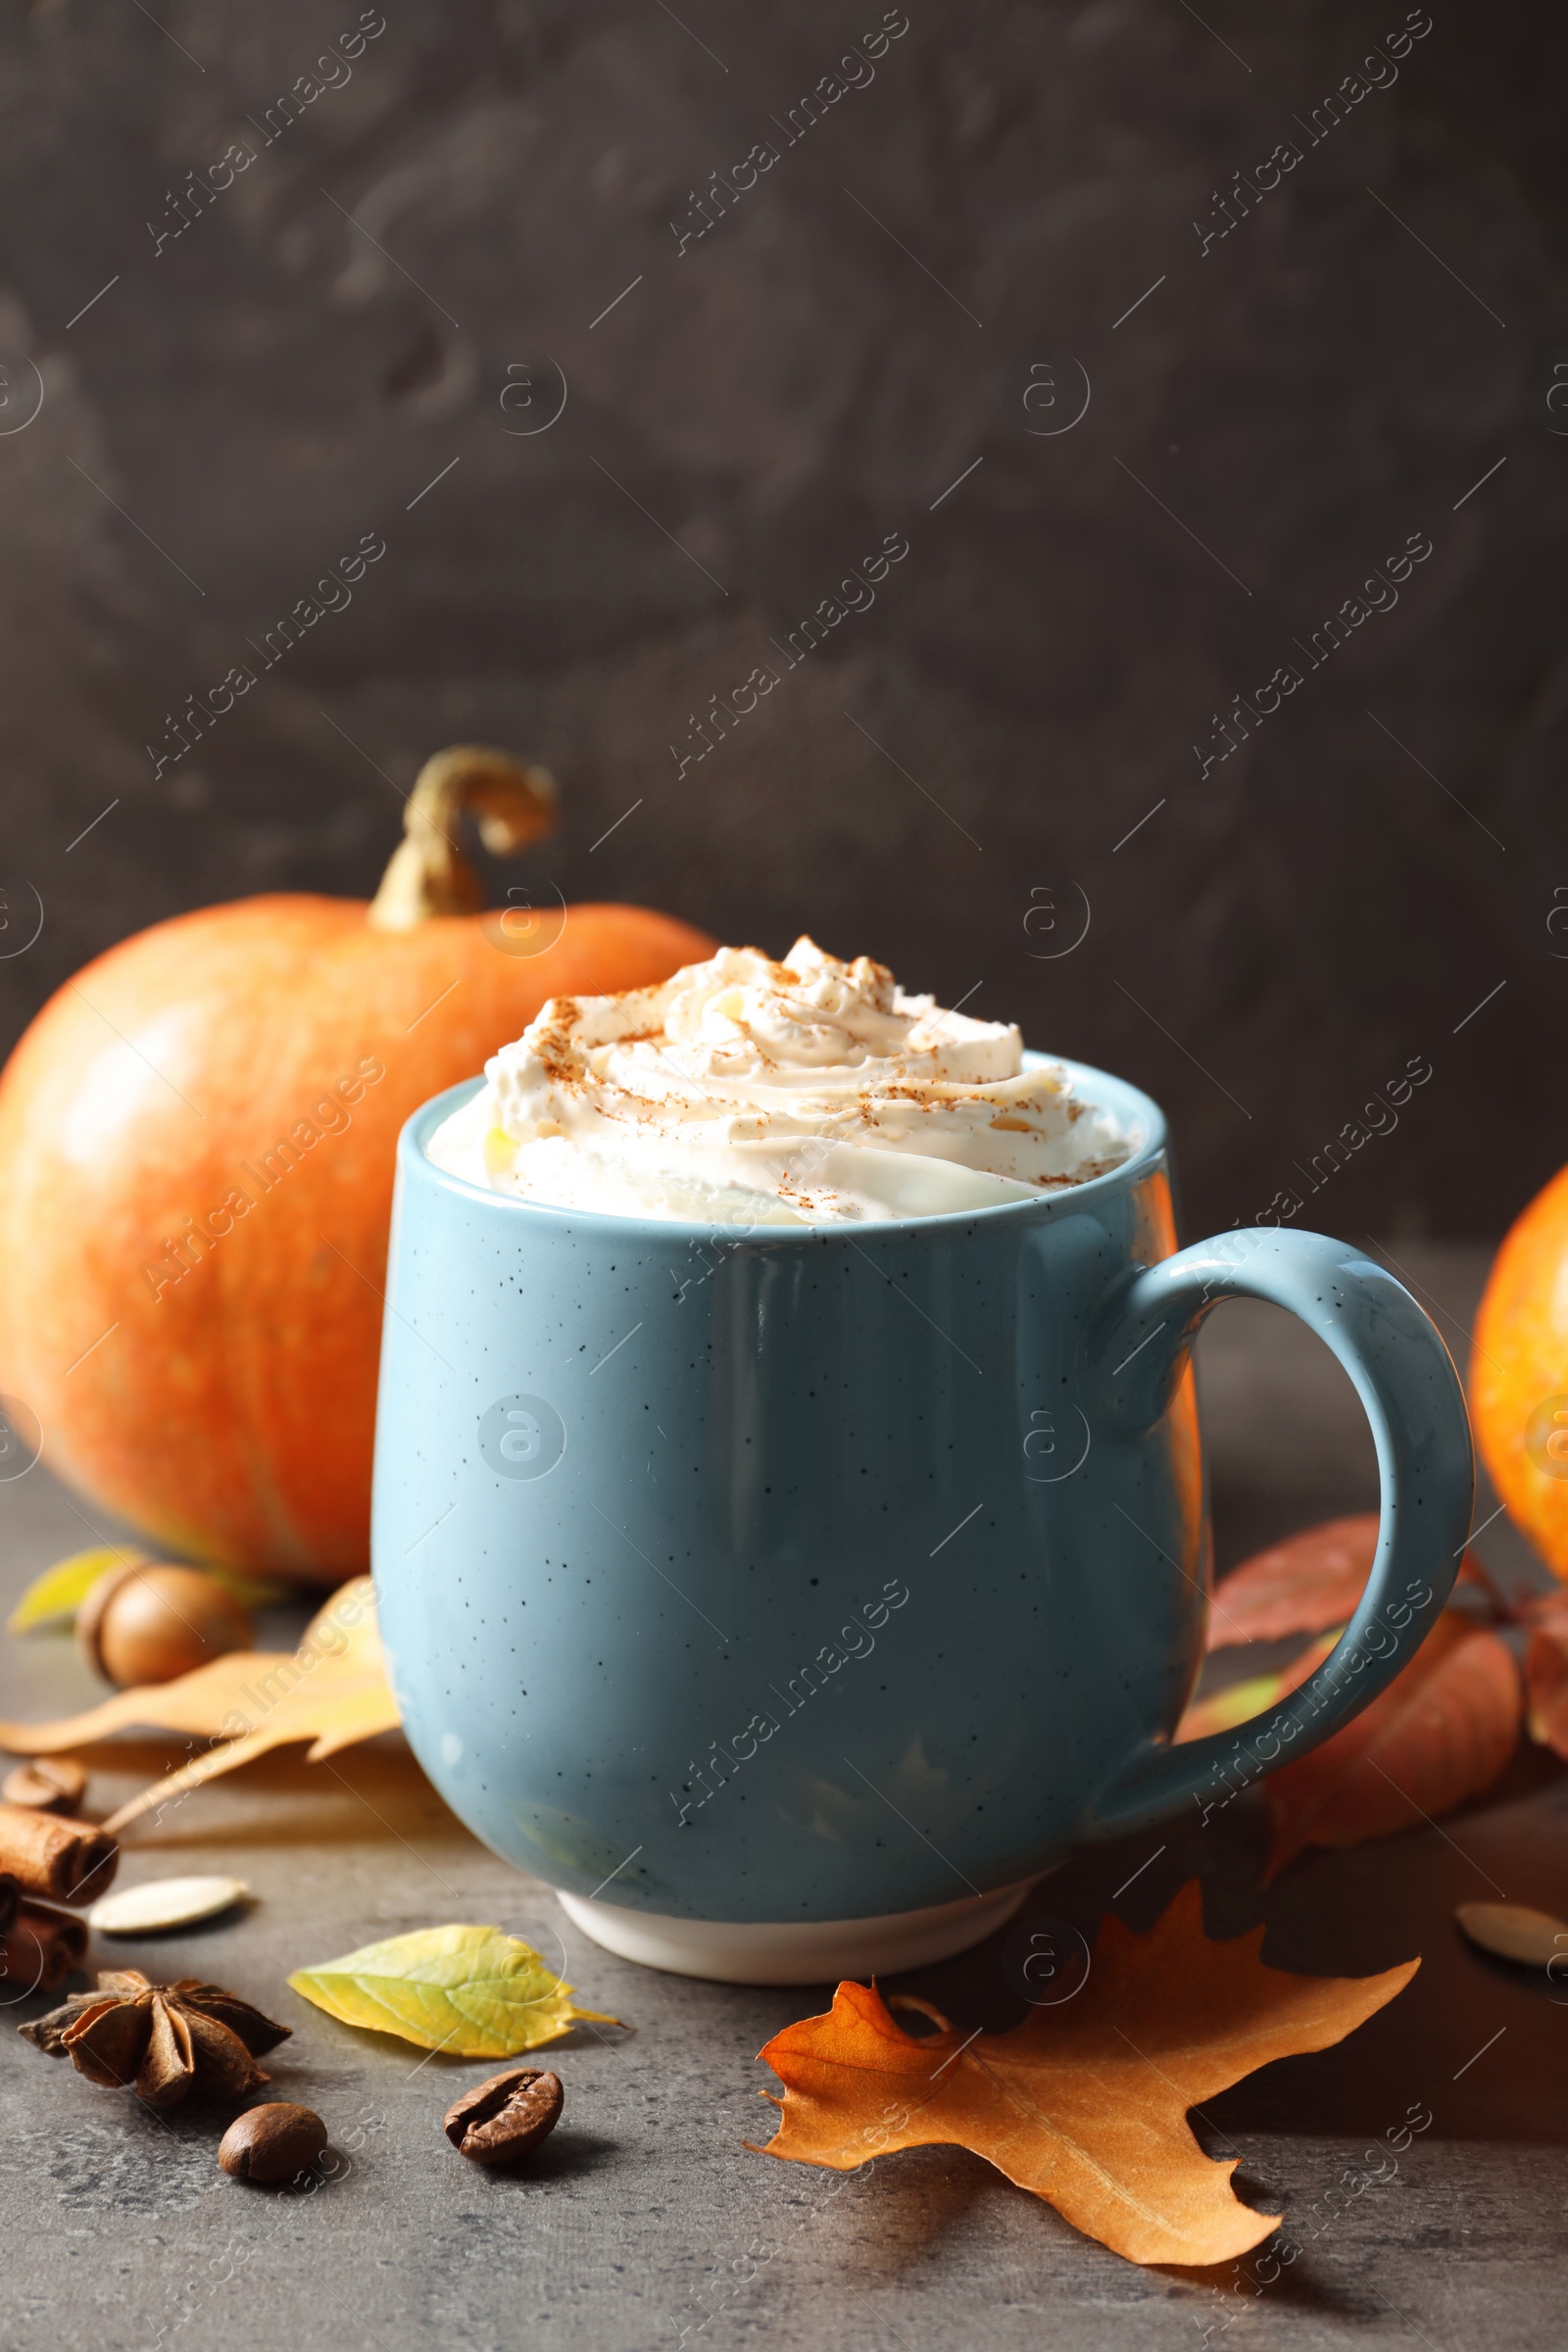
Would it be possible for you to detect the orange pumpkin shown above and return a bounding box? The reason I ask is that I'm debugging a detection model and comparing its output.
[1472,1161,1568,1582]
[0,748,712,1581]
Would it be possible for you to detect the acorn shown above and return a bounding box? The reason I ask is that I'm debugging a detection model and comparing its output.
[76,1564,254,1689]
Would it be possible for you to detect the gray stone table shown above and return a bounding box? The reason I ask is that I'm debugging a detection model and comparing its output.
[0,1243,1562,2351]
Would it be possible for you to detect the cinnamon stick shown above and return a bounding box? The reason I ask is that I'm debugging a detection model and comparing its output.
[0,1805,117,1906]
[0,1901,88,1992]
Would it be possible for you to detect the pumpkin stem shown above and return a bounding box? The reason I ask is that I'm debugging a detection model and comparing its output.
[367,744,559,930]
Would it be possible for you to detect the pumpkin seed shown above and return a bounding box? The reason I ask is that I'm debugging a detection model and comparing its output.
[88,1875,251,1935]
[1455,1900,1568,1969]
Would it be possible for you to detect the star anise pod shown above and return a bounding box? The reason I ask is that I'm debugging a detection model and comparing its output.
[19,1969,290,2108]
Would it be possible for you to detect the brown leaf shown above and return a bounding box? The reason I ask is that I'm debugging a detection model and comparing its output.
[0,1580,401,1835]
[1263,1613,1522,1876]
[755,1884,1416,2268]
[1205,1515,1495,1651]
[1205,1515,1380,1650]
[1522,1605,1568,1759]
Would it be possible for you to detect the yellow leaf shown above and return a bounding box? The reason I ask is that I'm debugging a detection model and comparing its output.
[7,1546,148,1635]
[0,1578,402,1834]
[287,1924,618,2056]
[6,1547,295,1636]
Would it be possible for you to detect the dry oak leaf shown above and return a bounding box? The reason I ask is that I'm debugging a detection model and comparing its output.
[755,1884,1415,2268]
[1261,1611,1520,1877]
[0,1579,399,1836]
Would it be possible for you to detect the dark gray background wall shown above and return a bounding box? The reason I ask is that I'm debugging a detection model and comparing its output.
[0,0,1561,1239]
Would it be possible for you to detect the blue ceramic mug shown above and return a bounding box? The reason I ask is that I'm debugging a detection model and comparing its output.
[371,1058,1472,1984]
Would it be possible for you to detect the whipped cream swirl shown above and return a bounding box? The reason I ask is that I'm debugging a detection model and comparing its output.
[424,938,1131,1223]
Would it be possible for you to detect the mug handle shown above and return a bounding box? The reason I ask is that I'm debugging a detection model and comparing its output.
[1085,1227,1474,1839]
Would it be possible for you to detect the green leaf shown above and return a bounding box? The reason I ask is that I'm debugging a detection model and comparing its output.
[7,1546,147,1635]
[1175,1632,1339,1746]
[286,1924,618,2056]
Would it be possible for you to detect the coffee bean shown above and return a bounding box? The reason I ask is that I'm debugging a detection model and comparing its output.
[219,2101,328,2182]
[2,1759,87,1813]
[443,2067,563,2165]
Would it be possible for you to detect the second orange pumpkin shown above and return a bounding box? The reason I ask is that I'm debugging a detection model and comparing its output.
[1473,1159,1568,1585]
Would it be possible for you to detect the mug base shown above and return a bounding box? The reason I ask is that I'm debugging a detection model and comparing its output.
[557,1879,1038,1985]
